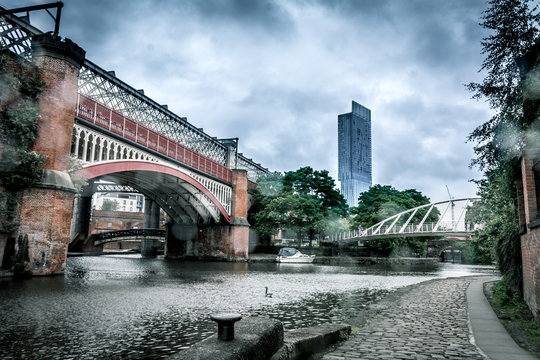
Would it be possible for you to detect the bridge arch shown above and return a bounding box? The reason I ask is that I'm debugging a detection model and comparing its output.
[330,198,480,242]
[75,161,231,224]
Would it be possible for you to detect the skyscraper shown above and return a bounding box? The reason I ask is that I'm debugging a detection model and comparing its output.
[338,101,372,207]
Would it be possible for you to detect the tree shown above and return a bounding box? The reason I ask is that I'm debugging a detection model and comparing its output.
[101,199,119,211]
[351,185,438,256]
[467,0,540,294]
[254,193,325,248]
[282,167,348,216]
[250,167,348,246]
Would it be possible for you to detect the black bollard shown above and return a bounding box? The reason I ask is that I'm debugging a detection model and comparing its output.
[210,313,242,341]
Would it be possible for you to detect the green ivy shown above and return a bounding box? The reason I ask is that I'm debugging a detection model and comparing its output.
[0,51,46,193]
[0,51,46,238]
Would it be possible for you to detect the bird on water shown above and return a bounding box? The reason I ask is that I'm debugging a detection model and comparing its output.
[265,287,273,297]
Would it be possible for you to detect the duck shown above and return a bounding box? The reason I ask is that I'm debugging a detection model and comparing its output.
[265,286,273,297]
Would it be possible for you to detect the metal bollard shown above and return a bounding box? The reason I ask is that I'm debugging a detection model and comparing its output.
[210,313,242,341]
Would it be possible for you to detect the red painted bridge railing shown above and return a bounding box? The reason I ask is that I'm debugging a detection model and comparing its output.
[76,93,232,183]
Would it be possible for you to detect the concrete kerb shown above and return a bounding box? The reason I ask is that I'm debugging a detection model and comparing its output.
[270,323,352,360]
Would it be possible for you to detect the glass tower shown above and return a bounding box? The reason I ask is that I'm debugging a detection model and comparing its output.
[338,101,372,207]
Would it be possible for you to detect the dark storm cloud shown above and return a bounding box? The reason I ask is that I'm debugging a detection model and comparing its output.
[189,0,294,34]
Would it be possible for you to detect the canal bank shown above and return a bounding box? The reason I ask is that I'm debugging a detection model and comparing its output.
[175,275,538,360]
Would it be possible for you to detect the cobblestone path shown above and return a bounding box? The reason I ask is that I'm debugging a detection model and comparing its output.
[322,277,486,360]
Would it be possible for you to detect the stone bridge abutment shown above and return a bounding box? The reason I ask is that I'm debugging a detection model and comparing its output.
[165,169,250,261]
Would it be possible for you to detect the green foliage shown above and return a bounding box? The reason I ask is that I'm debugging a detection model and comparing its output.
[0,147,45,190]
[491,280,540,352]
[282,167,348,216]
[352,185,437,227]
[0,191,19,234]
[351,185,438,257]
[467,0,540,291]
[466,163,521,270]
[101,199,120,211]
[0,51,46,193]
[250,167,348,246]
[452,242,477,264]
[467,0,540,170]
[68,156,88,194]
[0,52,46,240]
[494,280,529,309]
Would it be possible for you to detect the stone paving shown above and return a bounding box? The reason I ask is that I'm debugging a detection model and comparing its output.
[322,277,486,360]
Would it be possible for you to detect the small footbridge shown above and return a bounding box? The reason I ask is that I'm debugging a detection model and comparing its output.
[77,229,165,253]
[330,198,479,243]
[90,229,165,246]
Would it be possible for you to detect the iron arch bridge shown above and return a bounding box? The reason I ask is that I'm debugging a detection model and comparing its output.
[329,198,480,243]
[91,229,165,246]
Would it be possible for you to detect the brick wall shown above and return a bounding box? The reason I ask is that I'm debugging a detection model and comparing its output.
[14,35,85,275]
[89,210,145,234]
[518,151,540,317]
[17,188,74,275]
[32,51,80,171]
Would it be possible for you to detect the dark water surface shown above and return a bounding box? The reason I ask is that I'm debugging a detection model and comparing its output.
[0,255,497,359]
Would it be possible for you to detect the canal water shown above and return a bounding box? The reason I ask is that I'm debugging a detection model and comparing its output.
[0,255,497,359]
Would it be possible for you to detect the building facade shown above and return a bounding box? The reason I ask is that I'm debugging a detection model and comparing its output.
[338,101,372,207]
[92,192,144,212]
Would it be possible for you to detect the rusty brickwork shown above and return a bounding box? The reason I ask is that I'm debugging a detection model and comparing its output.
[15,35,85,275]
[229,169,250,259]
[17,188,74,274]
[518,150,540,317]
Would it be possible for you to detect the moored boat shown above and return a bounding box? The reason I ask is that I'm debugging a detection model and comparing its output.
[276,247,315,263]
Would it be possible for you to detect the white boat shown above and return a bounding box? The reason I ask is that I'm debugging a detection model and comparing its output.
[276,247,315,263]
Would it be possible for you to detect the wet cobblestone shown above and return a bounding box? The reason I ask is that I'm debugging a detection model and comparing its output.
[322,277,486,360]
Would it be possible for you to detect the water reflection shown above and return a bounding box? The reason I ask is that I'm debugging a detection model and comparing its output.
[0,255,498,359]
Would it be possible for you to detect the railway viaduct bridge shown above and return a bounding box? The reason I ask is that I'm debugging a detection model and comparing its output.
[0,4,269,275]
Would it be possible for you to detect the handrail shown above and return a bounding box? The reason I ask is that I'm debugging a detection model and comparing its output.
[76,93,233,183]
[95,229,165,241]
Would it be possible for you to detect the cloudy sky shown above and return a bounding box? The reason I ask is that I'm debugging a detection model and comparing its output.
[2,0,493,203]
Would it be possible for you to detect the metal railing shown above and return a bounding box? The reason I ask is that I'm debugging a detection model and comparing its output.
[93,229,165,245]
[76,93,233,182]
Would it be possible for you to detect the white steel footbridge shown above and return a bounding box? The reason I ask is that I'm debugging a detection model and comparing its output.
[330,198,480,243]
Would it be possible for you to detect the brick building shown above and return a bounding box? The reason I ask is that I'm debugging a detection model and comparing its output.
[517,147,540,317]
